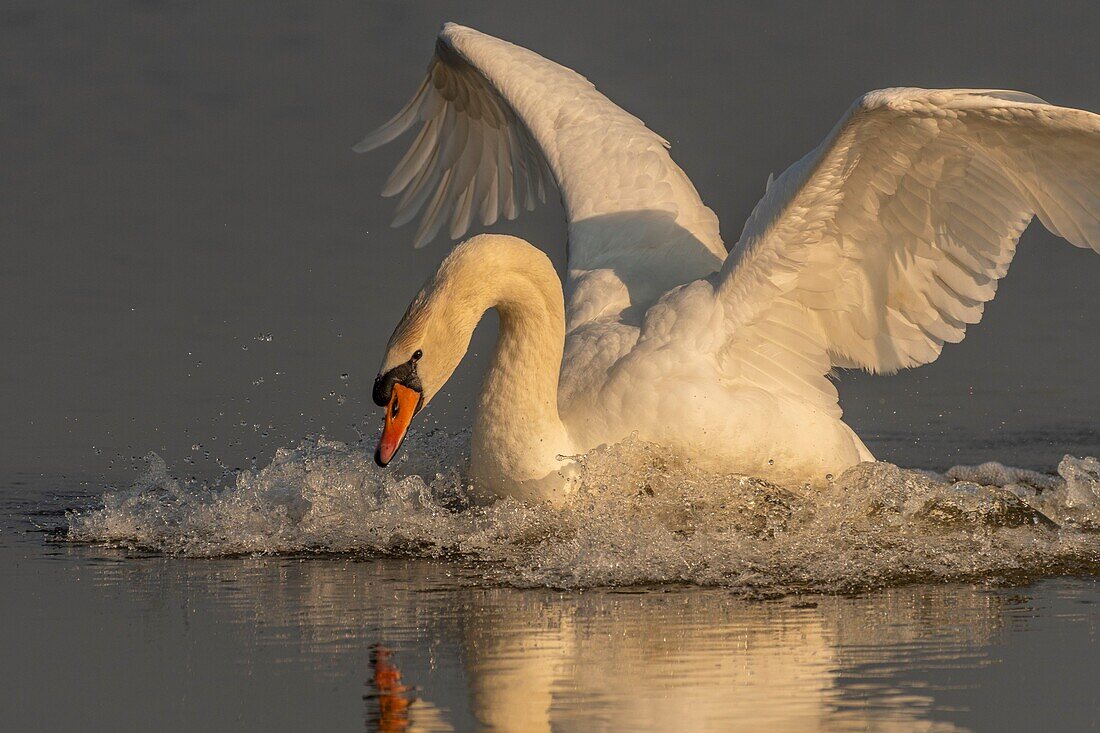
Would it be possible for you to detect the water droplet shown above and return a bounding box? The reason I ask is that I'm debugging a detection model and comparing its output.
[767,459,774,466]
[826,473,834,481]
[340,373,349,381]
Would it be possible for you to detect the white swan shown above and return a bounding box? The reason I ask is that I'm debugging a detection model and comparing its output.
[360,23,1100,502]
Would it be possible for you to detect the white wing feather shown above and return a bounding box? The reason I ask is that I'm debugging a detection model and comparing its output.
[360,23,725,329]
[716,88,1100,412]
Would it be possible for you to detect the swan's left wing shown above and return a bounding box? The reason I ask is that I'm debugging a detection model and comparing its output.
[358,24,726,331]
[713,88,1100,414]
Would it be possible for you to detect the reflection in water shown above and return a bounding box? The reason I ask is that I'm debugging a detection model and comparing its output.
[366,645,453,733]
[459,587,992,732]
[462,590,840,732]
[69,552,1041,732]
[367,645,411,732]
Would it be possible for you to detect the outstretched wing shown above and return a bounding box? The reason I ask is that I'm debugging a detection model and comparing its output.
[714,88,1100,415]
[359,23,725,329]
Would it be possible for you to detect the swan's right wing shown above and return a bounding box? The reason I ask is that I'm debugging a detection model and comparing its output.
[711,89,1100,415]
[359,23,726,330]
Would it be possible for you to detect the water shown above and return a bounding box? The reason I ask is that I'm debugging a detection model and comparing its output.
[4,472,1100,732]
[6,435,1100,731]
[62,434,1100,592]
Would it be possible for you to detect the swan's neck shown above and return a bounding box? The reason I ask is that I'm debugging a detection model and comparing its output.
[479,291,565,437]
[456,239,573,502]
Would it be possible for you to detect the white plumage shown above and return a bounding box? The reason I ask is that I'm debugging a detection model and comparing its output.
[363,24,1100,501]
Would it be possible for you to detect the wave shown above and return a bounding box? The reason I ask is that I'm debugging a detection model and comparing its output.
[66,432,1100,592]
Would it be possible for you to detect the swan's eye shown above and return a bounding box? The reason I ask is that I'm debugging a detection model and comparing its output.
[412,349,423,362]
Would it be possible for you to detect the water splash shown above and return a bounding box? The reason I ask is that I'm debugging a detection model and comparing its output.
[66,433,1100,592]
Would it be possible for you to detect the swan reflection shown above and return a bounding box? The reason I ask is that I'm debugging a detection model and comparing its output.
[81,553,1010,732]
[454,586,994,732]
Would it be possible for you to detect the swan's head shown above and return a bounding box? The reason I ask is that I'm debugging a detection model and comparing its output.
[372,244,489,466]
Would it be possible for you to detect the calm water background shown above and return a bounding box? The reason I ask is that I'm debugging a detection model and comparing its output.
[2,1,1099,731]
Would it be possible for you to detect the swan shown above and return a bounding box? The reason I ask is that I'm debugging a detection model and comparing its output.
[359,23,1100,503]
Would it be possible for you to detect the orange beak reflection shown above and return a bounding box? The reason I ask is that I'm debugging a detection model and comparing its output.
[375,383,421,467]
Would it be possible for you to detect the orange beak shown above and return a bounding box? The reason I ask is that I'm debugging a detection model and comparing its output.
[375,383,421,466]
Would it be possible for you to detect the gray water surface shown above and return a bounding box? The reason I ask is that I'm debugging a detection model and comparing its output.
[4,478,1099,732]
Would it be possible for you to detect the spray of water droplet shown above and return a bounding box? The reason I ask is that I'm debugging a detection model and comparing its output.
[66,434,1100,593]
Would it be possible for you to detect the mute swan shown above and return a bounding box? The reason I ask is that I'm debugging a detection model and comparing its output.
[360,23,1100,502]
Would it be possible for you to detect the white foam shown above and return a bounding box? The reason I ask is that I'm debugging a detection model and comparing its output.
[67,433,1100,592]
